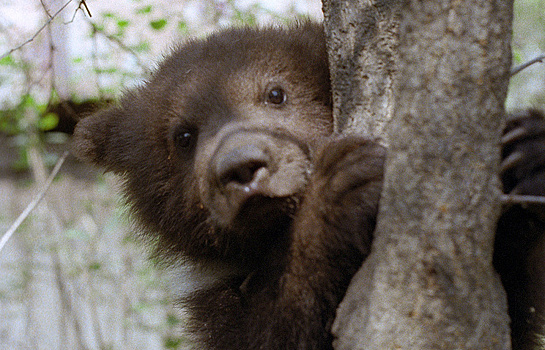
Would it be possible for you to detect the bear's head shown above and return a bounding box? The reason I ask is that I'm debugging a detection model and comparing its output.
[73,22,332,268]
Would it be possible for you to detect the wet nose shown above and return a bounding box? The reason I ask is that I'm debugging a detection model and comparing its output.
[215,145,270,188]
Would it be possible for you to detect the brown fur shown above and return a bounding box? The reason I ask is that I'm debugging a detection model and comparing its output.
[72,22,545,349]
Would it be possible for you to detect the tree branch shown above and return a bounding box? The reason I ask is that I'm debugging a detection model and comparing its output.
[0,0,91,60]
[0,0,73,59]
[501,193,545,206]
[0,151,69,254]
[511,54,545,76]
[87,21,150,73]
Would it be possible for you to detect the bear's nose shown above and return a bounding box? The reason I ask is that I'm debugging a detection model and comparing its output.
[215,145,271,188]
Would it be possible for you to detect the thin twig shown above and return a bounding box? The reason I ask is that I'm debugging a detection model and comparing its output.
[80,0,92,18]
[40,0,53,18]
[0,151,69,254]
[511,54,545,76]
[501,193,545,206]
[0,0,73,60]
[88,22,149,72]
[67,0,92,24]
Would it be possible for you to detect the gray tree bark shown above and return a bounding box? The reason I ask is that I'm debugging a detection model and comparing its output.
[322,0,399,142]
[323,0,514,348]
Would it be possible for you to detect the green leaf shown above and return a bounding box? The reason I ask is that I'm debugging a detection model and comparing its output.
[0,55,15,66]
[131,42,151,53]
[37,112,59,131]
[22,94,37,108]
[91,24,105,33]
[0,116,20,134]
[12,148,29,172]
[89,262,102,271]
[117,19,130,28]
[512,50,523,65]
[166,314,180,326]
[178,21,188,33]
[150,19,167,30]
[164,337,182,349]
[136,5,153,15]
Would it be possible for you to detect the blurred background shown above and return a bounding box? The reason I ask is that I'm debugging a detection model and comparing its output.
[0,0,543,349]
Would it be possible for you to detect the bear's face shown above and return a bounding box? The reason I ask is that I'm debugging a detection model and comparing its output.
[73,23,332,267]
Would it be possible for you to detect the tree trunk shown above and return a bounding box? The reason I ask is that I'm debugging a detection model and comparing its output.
[322,0,399,142]
[323,0,514,348]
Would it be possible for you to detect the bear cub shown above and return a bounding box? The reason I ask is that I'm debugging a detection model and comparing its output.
[73,22,545,349]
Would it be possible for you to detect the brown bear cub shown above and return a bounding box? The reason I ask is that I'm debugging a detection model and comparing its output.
[73,22,545,350]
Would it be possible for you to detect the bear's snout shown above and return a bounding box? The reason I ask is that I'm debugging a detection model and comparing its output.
[204,129,311,228]
[215,144,271,191]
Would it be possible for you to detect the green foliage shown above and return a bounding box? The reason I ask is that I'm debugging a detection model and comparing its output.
[166,314,181,326]
[117,19,130,29]
[37,112,59,131]
[0,92,64,170]
[163,336,183,349]
[0,110,19,135]
[512,50,523,65]
[10,148,30,172]
[0,55,16,66]
[177,21,188,34]
[131,42,151,53]
[136,5,153,15]
[149,19,167,30]
[88,262,102,271]
[99,12,132,37]
[0,94,59,136]
[231,6,259,26]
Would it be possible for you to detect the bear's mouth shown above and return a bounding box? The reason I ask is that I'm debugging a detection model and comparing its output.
[221,194,299,264]
[231,194,300,232]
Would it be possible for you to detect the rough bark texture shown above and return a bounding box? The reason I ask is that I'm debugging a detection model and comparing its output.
[325,0,514,349]
[322,0,399,141]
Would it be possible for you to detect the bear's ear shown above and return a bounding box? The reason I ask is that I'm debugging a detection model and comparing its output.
[72,105,130,173]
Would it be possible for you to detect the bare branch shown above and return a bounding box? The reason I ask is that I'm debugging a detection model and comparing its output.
[0,0,74,60]
[80,0,92,18]
[501,193,545,206]
[40,0,53,18]
[511,54,545,76]
[66,0,92,24]
[88,22,150,73]
[0,151,69,254]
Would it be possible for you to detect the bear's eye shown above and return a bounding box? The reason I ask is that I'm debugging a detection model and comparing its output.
[266,87,286,105]
[173,127,197,150]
